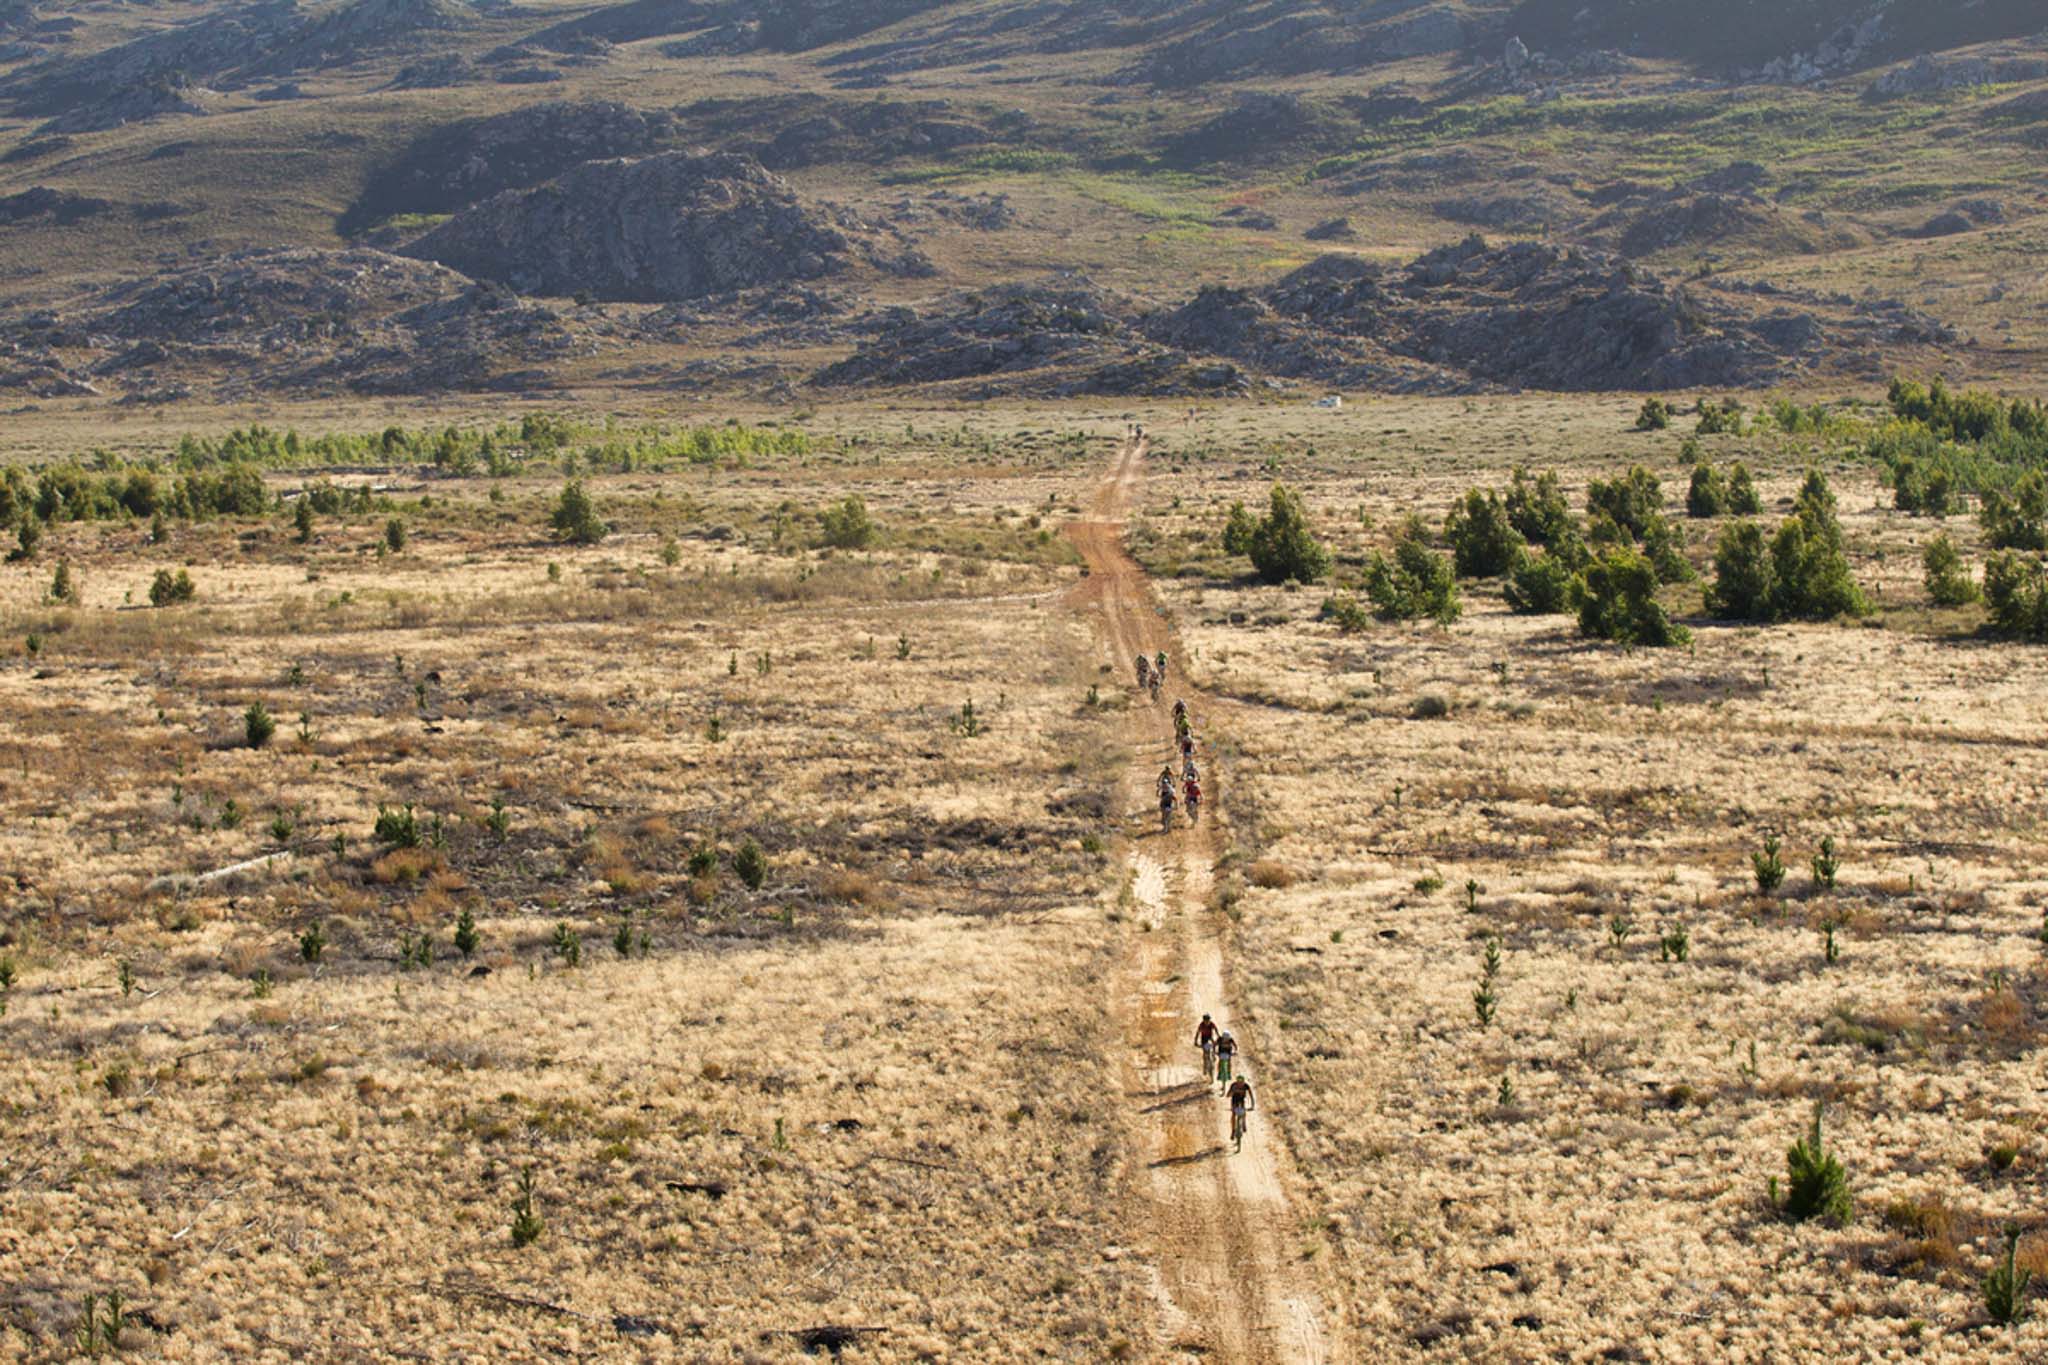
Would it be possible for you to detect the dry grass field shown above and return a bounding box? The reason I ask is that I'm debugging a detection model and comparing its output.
[4,392,2047,1360]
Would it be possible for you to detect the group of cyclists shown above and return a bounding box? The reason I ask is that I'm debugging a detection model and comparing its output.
[1193,1013,1256,1150]
[1130,651,1249,1148]
[1141,651,1203,832]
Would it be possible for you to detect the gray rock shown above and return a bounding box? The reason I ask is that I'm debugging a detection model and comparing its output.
[404,152,932,303]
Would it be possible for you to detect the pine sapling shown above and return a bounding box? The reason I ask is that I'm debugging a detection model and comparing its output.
[1984,1224,2033,1327]
[453,906,480,959]
[1660,922,1691,963]
[510,1167,544,1247]
[1609,914,1635,952]
[1753,834,1786,893]
[299,921,327,964]
[1823,920,1841,966]
[1772,1101,1852,1225]
[1811,835,1839,891]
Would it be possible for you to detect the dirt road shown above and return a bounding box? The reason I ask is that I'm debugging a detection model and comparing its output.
[1066,436,1336,1363]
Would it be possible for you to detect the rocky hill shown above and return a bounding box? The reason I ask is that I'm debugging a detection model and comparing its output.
[0,249,573,400]
[401,152,932,304]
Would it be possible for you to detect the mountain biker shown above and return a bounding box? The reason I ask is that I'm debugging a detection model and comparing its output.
[1179,732,1196,763]
[1214,1028,1237,1085]
[1194,1013,1219,1079]
[1171,699,1188,724]
[1183,775,1201,823]
[1136,654,1150,688]
[1154,651,1168,684]
[1182,755,1199,784]
[1157,766,1177,829]
[1226,1073,1255,1149]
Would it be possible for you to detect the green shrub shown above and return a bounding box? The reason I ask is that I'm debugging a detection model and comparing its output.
[1727,462,1763,515]
[735,838,767,891]
[383,517,407,553]
[1504,467,1574,546]
[148,568,196,607]
[1318,593,1372,633]
[293,498,315,543]
[1504,549,1580,615]
[1753,834,1786,892]
[1706,521,1773,619]
[453,905,480,959]
[1772,1102,1852,1225]
[1586,466,1664,541]
[1443,488,1525,578]
[1221,500,1256,556]
[1635,397,1672,431]
[374,804,421,848]
[819,495,878,549]
[510,1167,544,1247]
[1983,551,2048,640]
[550,481,608,544]
[1984,1225,2033,1327]
[1922,533,1979,605]
[299,921,327,964]
[1981,472,2048,551]
[1363,520,1460,624]
[11,515,42,561]
[1241,484,1331,584]
[1707,472,1865,621]
[1686,464,1727,518]
[1696,397,1746,435]
[244,701,275,750]
[1642,515,1695,584]
[49,559,78,604]
[1577,545,1689,646]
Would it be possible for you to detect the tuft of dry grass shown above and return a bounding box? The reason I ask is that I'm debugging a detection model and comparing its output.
[1248,860,1299,890]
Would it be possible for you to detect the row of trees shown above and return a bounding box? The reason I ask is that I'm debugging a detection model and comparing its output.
[1221,466,1872,649]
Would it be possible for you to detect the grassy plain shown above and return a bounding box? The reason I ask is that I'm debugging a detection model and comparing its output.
[2,392,2046,1359]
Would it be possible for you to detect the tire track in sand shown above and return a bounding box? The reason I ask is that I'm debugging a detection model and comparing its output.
[1066,437,1335,1364]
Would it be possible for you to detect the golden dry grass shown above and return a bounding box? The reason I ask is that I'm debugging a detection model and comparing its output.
[5,394,2048,1359]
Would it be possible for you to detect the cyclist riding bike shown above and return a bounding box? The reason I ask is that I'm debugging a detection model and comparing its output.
[1154,651,1168,686]
[1179,732,1196,763]
[1214,1028,1237,1086]
[1171,698,1188,724]
[1182,756,1200,784]
[1183,775,1201,824]
[1226,1074,1255,1150]
[1194,1013,1219,1080]
[1135,654,1150,689]
[1157,766,1177,832]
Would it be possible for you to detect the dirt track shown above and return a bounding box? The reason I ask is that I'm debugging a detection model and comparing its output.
[1066,437,1336,1363]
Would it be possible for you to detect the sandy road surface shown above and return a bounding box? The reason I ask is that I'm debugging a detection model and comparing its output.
[1065,437,1336,1363]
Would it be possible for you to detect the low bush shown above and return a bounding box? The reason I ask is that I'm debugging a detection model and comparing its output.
[1772,1102,1852,1225]
[1577,545,1689,646]
[1923,533,1979,605]
[1504,548,1580,615]
[1635,397,1671,431]
[1363,519,1460,624]
[1443,488,1524,578]
[1727,462,1763,515]
[1236,483,1331,584]
[1980,472,2048,551]
[1686,463,1726,518]
[1587,465,1665,541]
[1504,466,1574,546]
[550,481,608,544]
[148,568,195,607]
[1983,551,2048,641]
[1706,471,1866,621]
[819,495,878,549]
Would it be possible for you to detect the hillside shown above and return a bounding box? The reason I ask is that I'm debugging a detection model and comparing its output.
[0,0,2042,401]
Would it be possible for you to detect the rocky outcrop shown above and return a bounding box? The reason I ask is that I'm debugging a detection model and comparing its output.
[1,0,480,128]
[347,101,682,230]
[403,152,932,304]
[814,234,1937,397]
[1,248,574,397]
